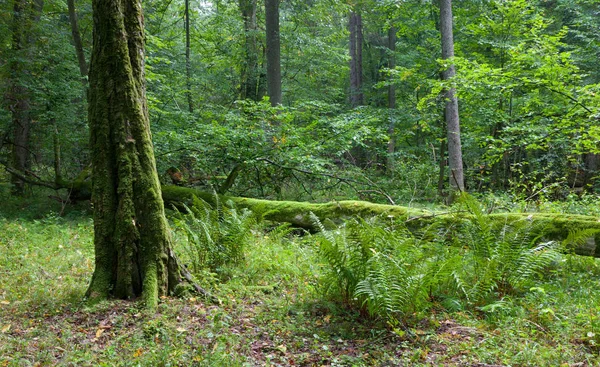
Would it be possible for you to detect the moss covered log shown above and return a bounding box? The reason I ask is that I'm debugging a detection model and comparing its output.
[160,186,600,258]
[47,180,600,258]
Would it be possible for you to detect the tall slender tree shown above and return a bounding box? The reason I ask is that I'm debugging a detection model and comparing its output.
[7,0,43,195]
[439,0,464,197]
[67,0,88,80]
[265,0,282,106]
[349,11,363,107]
[239,0,264,101]
[86,0,190,308]
[386,25,396,172]
[184,0,193,112]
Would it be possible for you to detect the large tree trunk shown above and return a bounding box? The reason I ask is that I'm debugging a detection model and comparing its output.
[86,0,187,308]
[239,0,264,101]
[265,0,282,106]
[10,88,31,196]
[439,0,464,200]
[349,11,363,107]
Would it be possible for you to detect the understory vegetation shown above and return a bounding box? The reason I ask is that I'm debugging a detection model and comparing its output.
[2,0,600,364]
[1,189,600,366]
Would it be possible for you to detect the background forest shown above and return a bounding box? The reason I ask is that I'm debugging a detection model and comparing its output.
[2,0,600,202]
[2,0,600,366]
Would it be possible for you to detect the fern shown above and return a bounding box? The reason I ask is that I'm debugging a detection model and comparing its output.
[172,195,255,276]
[451,195,561,304]
[563,228,600,254]
[312,195,572,324]
[312,214,389,304]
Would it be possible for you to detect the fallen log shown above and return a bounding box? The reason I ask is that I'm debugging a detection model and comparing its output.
[161,185,600,258]
[3,168,599,258]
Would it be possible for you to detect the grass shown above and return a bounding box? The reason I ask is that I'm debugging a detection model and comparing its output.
[1,188,600,366]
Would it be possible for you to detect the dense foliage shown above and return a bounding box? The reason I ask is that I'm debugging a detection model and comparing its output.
[313,194,563,324]
[2,0,600,363]
[1,0,599,202]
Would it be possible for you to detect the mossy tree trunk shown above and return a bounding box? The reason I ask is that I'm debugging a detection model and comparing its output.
[9,167,600,259]
[86,0,184,308]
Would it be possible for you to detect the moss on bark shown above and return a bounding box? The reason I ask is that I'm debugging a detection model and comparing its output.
[86,0,185,309]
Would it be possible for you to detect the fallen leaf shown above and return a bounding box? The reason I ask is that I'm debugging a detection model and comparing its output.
[176,327,187,332]
[1,324,10,333]
[276,344,287,353]
[95,328,104,338]
[133,348,143,357]
[0,301,9,305]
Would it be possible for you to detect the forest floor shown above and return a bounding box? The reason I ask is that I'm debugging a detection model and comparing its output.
[1,187,600,366]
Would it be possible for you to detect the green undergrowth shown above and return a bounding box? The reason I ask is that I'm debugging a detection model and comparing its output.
[1,190,600,366]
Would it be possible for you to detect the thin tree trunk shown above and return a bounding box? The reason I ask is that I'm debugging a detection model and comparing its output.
[265,0,281,106]
[8,0,42,195]
[52,118,62,183]
[67,0,88,79]
[239,0,263,101]
[438,138,447,198]
[349,12,364,107]
[357,13,363,104]
[86,0,187,309]
[583,153,598,190]
[386,26,396,173]
[185,0,193,113]
[439,0,464,200]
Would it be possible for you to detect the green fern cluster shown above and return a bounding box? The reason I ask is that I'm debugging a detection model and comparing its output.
[172,195,255,275]
[311,214,388,304]
[449,194,561,303]
[313,194,564,323]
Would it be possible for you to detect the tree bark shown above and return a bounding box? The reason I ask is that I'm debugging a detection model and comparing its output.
[184,0,193,113]
[7,0,43,195]
[439,0,464,200]
[386,26,396,173]
[239,0,264,101]
[67,0,88,79]
[349,11,364,107]
[86,0,188,308]
[583,153,598,190]
[438,138,447,198]
[52,118,62,183]
[265,0,282,106]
